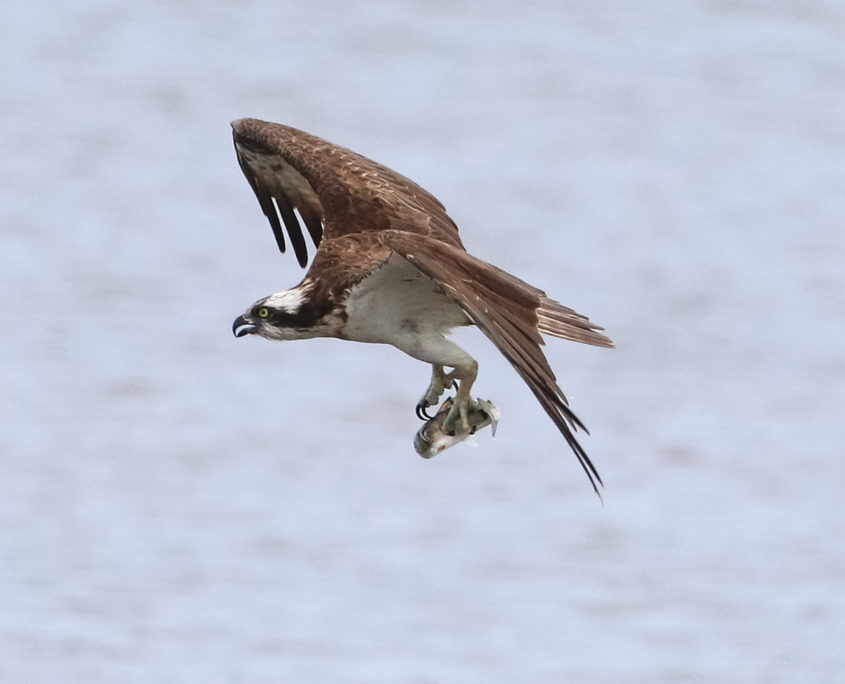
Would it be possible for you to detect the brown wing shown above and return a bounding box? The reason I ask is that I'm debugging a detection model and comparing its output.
[232,118,464,267]
[304,233,394,298]
[381,230,612,496]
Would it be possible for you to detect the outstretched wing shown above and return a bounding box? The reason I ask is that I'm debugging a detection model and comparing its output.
[381,230,612,496]
[232,118,464,267]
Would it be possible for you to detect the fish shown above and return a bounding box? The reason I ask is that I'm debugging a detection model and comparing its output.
[414,397,500,459]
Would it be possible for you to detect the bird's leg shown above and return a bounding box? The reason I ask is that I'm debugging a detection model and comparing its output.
[441,359,479,436]
[416,364,455,420]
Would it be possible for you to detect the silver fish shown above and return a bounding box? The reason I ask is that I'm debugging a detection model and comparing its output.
[414,398,500,459]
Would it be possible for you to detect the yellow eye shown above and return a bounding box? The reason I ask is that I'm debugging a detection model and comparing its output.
[258,307,269,318]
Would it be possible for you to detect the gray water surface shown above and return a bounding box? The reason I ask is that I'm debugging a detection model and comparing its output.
[2,1,844,682]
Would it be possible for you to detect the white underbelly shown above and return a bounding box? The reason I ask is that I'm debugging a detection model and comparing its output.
[342,254,472,365]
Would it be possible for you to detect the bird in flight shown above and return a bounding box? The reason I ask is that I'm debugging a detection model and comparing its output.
[230,118,613,494]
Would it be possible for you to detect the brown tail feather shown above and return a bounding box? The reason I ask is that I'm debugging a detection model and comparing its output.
[537,297,614,348]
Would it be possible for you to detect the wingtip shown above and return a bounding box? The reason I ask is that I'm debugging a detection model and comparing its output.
[231,117,264,135]
[294,248,309,268]
[584,459,605,502]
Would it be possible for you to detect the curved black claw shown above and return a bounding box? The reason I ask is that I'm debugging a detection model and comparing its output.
[416,402,433,421]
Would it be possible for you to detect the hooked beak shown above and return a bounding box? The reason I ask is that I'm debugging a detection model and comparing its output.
[232,314,257,338]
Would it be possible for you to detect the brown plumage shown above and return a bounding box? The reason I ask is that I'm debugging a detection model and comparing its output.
[233,117,464,266]
[231,118,612,495]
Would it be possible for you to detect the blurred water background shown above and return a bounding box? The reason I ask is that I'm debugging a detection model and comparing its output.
[2,1,844,682]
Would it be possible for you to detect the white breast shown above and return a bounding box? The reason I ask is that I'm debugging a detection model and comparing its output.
[342,254,472,366]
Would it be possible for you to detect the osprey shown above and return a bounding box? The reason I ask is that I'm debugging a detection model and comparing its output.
[231,118,613,494]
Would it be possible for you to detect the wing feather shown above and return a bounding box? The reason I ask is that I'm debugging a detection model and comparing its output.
[271,191,308,268]
[382,231,609,496]
[232,118,463,267]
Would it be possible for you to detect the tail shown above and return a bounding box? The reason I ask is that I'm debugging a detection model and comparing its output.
[537,297,614,349]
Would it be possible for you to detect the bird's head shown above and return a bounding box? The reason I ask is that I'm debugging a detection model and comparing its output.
[233,284,335,341]
[232,287,311,341]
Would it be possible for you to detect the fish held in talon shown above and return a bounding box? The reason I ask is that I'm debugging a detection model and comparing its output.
[414,398,500,459]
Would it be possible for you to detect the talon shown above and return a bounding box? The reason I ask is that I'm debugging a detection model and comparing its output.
[442,396,476,437]
[416,402,433,421]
